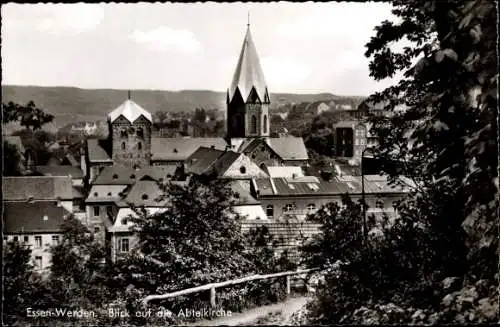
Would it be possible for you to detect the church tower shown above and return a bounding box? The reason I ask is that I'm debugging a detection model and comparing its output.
[227,24,270,139]
[107,92,153,167]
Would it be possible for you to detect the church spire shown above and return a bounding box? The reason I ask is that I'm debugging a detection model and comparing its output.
[227,22,269,105]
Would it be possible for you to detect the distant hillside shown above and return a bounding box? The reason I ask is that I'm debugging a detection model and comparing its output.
[1,85,363,131]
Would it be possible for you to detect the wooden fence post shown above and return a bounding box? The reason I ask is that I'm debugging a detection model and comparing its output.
[286,275,291,296]
[210,287,216,308]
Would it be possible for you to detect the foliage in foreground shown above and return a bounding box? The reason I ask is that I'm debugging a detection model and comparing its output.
[300,0,498,324]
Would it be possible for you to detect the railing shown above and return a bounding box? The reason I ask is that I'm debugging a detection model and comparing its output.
[142,267,322,307]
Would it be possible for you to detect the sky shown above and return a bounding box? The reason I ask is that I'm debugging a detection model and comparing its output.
[2,2,401,96]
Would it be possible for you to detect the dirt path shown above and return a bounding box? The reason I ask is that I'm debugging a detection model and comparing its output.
[183,296,310,326]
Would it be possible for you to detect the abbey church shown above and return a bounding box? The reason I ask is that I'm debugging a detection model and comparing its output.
[84,25,309,178]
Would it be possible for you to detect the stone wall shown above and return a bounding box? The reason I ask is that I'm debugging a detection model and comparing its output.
[241,220,322,264]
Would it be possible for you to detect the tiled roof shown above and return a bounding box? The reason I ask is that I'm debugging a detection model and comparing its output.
[138,165,179,181]
[92,165,138,185]
[108,99,153,124]
[336,175,413,194]
[228,27,269,103]
[266,137,309,160]
[230,180,259,205]
[124,180,168,207]
[4,136,25,153]
[87,139,112,162]
[266,166,304,178]
[185,147,225,175]
[254,177,351,197]
[334,120,364,129]
[150,137,227,161]
[3,176,74,201]
[3,201,69,234]
[34,165,84,179]
[211,151,242,175]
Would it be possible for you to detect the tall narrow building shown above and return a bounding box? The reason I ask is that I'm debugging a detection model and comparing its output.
[227,25,270,139]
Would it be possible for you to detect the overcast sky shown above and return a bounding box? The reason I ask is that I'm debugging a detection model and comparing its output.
[2,2,400,96]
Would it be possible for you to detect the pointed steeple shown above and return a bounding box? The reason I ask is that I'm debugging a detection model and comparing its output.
[228,25,269,104]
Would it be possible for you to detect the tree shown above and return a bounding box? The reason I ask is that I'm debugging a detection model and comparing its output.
[49,216,110,309]
[302,1,498,324]
[2,100,54,130]
[365,0,498,276]
[3,141,24,176]
[2,240,38,326]
[112,175,289,324]
[193,107,207,122]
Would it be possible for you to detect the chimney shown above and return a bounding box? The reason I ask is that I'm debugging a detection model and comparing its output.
[80,144,87,178]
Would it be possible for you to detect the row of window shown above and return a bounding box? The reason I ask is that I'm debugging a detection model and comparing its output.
[250,115,268,134]
[4,235,60,248]
[265,203,317,217]
[120,127,144,138]
[93,205,114,217]
[120,142,143,150]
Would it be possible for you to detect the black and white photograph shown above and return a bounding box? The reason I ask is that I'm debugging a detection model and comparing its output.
[1,1,498,326]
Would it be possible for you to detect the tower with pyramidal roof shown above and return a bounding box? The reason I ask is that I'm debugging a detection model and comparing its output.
[227,23,270,139]
[107,91,153,167]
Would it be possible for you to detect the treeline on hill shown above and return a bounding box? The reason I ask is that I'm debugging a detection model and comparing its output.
[2,175,297,326]
[291,0,499,325]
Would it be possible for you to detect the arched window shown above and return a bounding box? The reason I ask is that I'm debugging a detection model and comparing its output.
[266,205,274,218]
[263,115,268,133]
[138,142,142,150]
[121,142,126,150]
[251,115,257,134]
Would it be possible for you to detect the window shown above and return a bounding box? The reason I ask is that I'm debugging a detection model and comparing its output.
[112,174,119,179]
[137,128,144,138]
[266,205,274,218]
[361,139,365,145]
[121,130,128,138]
[107,192,112,196]
[119,238,130,253]
[354,139,359,146]
[35,256,42,269]
[13,236,18,242]
[141,194,149,200]
[263,115,268,133]
[35,236,42,248]
[24,236,29,243]
[94,226,100,233]
[122,218,128,225]
[251,115,257,134]
[376,200,384,209]
[121,142,126,150]
[239,166,246,174]
[106,206,113,216]
[284,204,293,212]
[307,203,316,211]
[138,142,142,150]
[93,206,100,217]
[94,192,98,197]
[130,174,136,179]
[52,235,60,245]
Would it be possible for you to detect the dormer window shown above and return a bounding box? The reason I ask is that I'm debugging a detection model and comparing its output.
[94,192,98,197]
[112,174,118,179]
[141,194,149,200]
[239,166,246,174]
[173,148,178,153]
